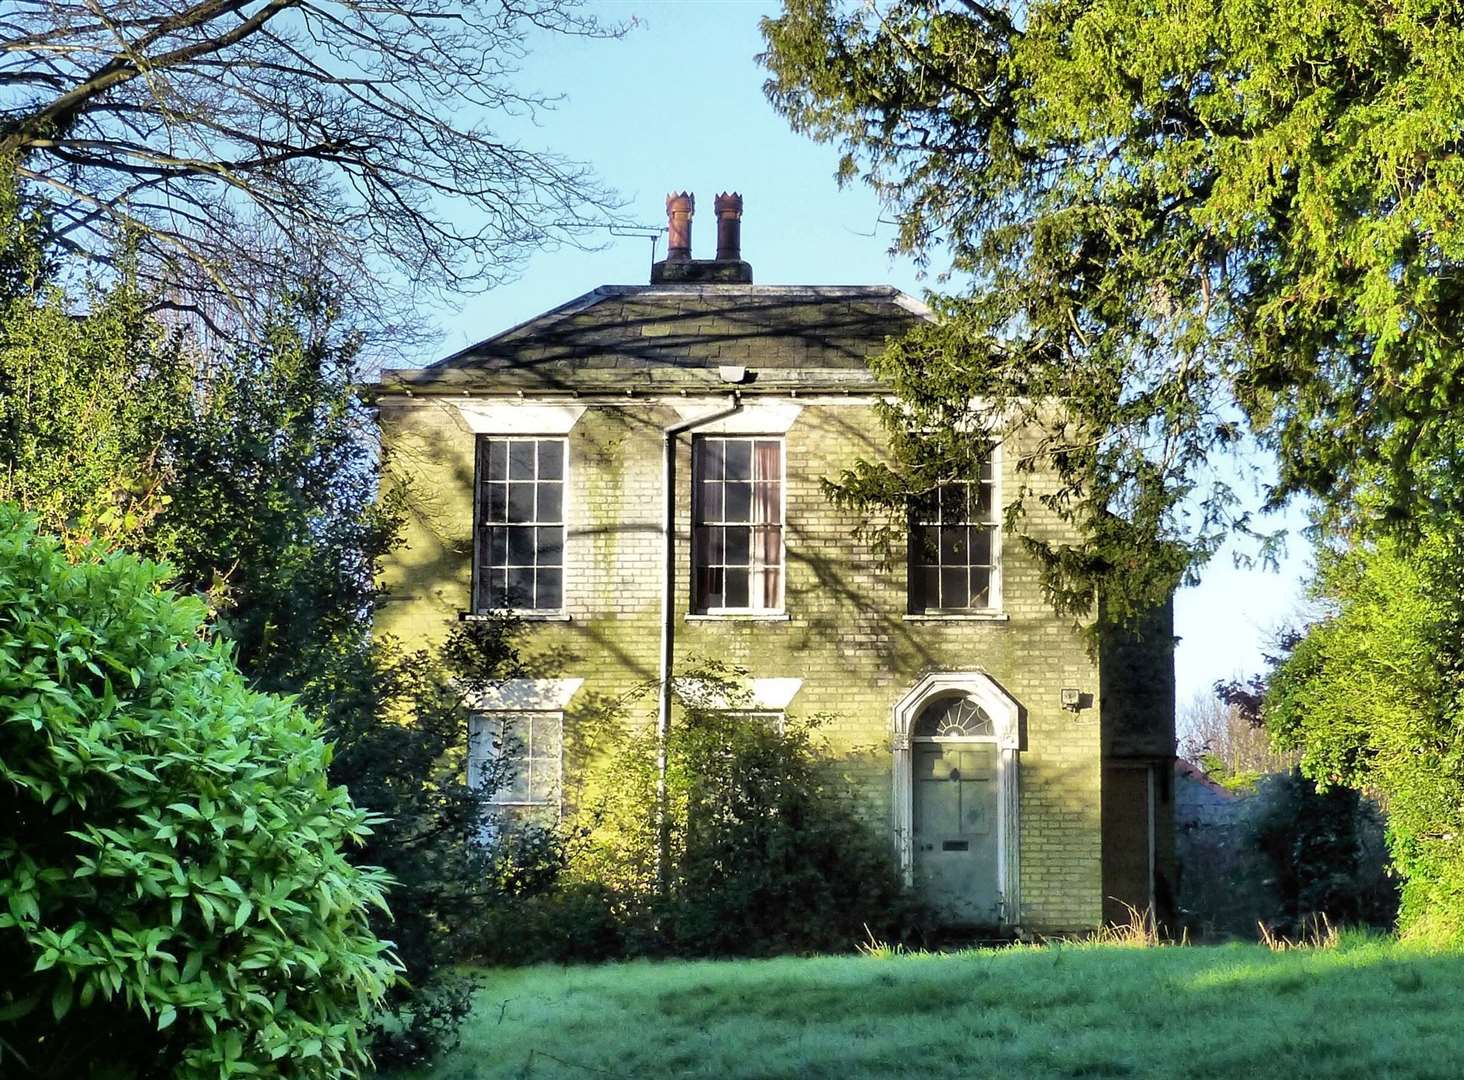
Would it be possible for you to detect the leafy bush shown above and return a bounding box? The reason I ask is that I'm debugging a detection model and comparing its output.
[328,621,524,1070]
[0,507,397,1078]
[1250,769,1397,937]
[1267,530,1464,944]
[465,674,919,964]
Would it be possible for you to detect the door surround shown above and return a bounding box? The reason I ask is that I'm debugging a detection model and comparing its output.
[892,671,1022,926]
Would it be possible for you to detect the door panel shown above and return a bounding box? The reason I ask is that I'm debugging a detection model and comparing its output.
[913,741,1000,925]
[1102,764,1154,925]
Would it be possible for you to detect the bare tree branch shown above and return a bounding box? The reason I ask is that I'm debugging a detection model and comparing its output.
[1,0,626,351]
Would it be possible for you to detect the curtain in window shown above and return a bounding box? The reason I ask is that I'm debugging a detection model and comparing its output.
[753,440,782,609]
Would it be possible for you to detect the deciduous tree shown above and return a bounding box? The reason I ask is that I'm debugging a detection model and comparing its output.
[1,0,623,341]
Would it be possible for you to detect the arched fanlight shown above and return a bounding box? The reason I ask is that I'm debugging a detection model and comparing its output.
[912,696,994,739]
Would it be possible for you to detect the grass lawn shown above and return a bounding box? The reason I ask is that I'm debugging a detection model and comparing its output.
[407,938,1464,1080]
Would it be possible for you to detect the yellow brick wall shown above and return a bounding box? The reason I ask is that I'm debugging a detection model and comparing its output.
[377,396,1105,931]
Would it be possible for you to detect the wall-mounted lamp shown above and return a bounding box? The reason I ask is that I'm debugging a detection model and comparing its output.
[1061,688,1086,712]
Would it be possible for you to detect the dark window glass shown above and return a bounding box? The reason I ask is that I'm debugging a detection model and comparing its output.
[909,457,998,612]
[475,437,568,611]
[692,437,783,612]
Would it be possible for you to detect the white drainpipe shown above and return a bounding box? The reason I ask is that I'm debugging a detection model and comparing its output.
[657,392,742,888]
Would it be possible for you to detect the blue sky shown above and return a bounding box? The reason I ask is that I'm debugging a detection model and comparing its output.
[414,0,1312,711]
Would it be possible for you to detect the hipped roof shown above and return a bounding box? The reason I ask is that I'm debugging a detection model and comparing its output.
[379,284,930,394]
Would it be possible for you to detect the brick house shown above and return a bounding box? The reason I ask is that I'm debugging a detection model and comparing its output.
[375,193,1176,933]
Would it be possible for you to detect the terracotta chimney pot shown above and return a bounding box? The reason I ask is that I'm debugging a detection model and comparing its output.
[665,192,694,261]
[714,192,743,262]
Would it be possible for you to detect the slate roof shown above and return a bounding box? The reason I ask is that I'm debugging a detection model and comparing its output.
[380,284,930,393]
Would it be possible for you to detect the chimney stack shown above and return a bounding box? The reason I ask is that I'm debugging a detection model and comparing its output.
[714,192,743,261]
[650,189,752,284]
[665,192,694,261]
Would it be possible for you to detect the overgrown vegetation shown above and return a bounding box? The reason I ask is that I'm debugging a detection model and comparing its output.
[0,168,516,1069]
[406,937,1459,1080]
[465,674,918,965]
[1179,691,1297,794]
[0,508,396,1078]
[1267,530,1464,945]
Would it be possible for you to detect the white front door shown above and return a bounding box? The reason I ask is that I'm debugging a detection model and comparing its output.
[912,739,1001,924]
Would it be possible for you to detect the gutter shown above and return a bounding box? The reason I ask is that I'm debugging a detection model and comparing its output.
[656,392,742,890]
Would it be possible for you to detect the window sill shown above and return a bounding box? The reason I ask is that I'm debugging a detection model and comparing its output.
[685,612,792,623]
[459,611,572,623]
[903,611,1009,623]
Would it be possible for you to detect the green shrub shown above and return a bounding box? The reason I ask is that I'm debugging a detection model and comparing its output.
[0,507,397,1078]
[664,706,919,955]
[1248,769,1397,937]
[1267,530,1464,945]
[465,674,920,964]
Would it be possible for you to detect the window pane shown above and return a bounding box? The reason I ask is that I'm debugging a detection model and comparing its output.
[486,439,508,481]
[940,526,967,563]
[699,481,723,523]
[918,567,940,609]
[535,568,563,610]
[724,440,752,481]
[536,527,563,567]
[698,567,724,609]
[487,526,507,564]
[972,527,993,566]
[506,567,534,608]
[529,760,559,803]
[754,440,781,482]
[537,440,564,479]
[507,482,535,521]
[703,439,725,480]
[755,525,780,565]
[538,482,563,523]
[725,526,751,567]
[941,568,968,608]
[760,566,781,609]
[753,481,780,524]
[970,570,991,609]
[485,569,507,608]
[915,526,940,565]
[940,484,969,522]
[724,568,749,608]
[504,770,530,804]
[532,715,561,757]
[697,526,724,565]
[976,480,994,520]
[724,481,752,522]
[485,482,507,523]
[509,440,535,479]
[507,526,536,565]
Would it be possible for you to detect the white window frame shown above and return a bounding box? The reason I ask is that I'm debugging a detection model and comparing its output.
[691,435,787,615]
[907,441,1003,616]
[464,678,582,820]
[472,434,569,616]
[468,709,564,812]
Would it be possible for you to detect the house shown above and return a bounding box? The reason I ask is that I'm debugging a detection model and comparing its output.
[374,193,1176,933]
[1175,758,1242,832]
